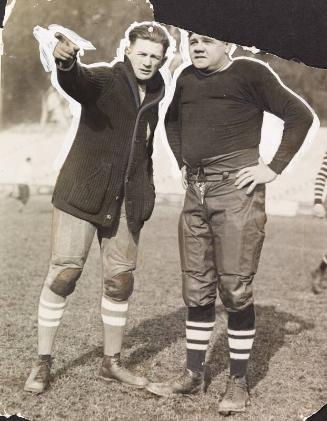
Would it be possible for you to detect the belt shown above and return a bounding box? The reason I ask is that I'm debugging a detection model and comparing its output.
[186,166,239,182]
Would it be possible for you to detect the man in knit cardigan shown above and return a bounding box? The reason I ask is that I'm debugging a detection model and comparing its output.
[146,33,316,415]
[24,23,170,394]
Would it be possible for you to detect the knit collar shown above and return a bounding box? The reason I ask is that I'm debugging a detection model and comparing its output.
[192,60,234,79]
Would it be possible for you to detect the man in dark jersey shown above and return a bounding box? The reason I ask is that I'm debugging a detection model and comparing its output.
[146,33,315,415]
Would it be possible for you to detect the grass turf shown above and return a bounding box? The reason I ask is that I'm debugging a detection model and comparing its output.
[0,196,326,421]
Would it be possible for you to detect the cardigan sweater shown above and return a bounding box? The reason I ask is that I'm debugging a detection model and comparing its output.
[166,58,314,173]
[52,57,165,233]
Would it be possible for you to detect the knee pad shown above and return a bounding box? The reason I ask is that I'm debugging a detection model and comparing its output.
[103,271,134,301]
[182,272,218,307]
[219,274,254,312]
[49,267,82,297]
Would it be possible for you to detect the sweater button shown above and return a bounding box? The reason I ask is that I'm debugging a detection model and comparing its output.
[106,214,112,220]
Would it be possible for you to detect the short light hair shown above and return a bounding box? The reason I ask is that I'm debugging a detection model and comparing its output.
[129,24,170,56]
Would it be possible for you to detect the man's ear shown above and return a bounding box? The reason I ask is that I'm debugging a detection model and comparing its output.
[125,46,131,56]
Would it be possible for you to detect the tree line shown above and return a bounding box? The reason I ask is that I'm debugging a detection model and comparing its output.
[3,0,327,126]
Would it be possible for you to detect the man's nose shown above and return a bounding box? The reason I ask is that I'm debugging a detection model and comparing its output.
[194,44,205,53]
[143,56,152,67]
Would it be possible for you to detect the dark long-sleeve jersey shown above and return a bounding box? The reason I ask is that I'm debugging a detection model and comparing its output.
[165,58,315,173]
[314,151,327,204]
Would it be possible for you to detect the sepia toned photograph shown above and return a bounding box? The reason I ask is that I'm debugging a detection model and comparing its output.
[0,1,326,420]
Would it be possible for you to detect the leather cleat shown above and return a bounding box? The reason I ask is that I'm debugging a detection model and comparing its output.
[24,355,52,394]
[146,368,204,397]
[218,375,250,415]
[99,354,148,388]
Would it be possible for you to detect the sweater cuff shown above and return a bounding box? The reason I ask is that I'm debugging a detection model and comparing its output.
[56,58,77,72]
[314,198,323,205]
[268,159,288,174]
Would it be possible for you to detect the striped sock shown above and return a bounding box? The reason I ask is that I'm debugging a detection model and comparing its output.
[38,286,66,355]
[228,304,255,378]
[186,303,215,373]
[314,152,327,204]
[101,296,128,356]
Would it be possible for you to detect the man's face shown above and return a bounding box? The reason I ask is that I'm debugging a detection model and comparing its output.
[126,38,165,81]
[189,34,228,72]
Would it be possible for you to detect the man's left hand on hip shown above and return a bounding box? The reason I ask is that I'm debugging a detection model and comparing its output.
[235,157,277,195]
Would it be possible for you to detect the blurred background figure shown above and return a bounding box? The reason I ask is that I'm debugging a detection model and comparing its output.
[40,85,71,128]
[312,150,327,218]
[311,150,327,294]
[11,156,33,212]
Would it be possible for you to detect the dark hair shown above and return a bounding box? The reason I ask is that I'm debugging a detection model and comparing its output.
[129,24,170,56]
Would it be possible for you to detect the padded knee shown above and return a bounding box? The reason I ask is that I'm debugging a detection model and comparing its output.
[49,267,82,297]
[103,271,134,301]
[219,274,254,312]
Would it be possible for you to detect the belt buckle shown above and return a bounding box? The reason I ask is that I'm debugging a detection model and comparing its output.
[222,171,229,180]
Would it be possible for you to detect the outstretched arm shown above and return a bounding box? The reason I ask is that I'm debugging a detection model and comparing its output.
[54,33,109,104]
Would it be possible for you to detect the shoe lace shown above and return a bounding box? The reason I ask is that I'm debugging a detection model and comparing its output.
[177,369,202,388]
[111,354,122,368]
[35,359,51,381]
[180,370,190,382]
[225,377,246,399]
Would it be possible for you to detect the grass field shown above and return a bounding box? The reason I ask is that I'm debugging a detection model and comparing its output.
[0,196,327,421]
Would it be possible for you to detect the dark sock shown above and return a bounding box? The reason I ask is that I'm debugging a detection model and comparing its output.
[38,354,52,365]
[228,304,255,378]
[186,303,215,373]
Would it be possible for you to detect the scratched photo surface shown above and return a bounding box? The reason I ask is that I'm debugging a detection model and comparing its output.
[0,1,326,420]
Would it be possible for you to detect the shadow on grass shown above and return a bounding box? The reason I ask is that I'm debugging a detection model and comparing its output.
[53,307,187,381]
[53,346,103,380]
[53,304,313,389]
[207,305,314,388]
[124,307,187,368]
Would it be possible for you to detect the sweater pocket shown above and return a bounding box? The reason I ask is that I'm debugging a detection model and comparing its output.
[67,163,112,214]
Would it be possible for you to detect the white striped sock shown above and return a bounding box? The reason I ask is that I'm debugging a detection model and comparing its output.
[101,297,127,327]
[101,297,128,312]
[186,328,213,341]
[186,320,214,351]
[228,329,255,360]
[186,321,215,328]
[101,315,126,326]
[38,299,66,327]
[230,352,250,360]
[228,329,255,336]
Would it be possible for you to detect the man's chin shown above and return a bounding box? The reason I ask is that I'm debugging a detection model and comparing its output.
[136,72,153,81]
[192,63,209,71]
